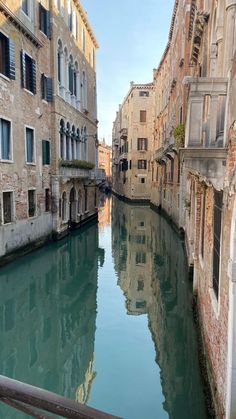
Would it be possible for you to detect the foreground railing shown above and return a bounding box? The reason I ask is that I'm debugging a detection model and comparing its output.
[0,375,121,419]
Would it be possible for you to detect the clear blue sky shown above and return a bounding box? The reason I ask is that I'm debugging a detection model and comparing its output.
[82,0,175,144]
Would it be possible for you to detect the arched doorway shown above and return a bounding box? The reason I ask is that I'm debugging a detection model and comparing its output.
[69,187,76,225]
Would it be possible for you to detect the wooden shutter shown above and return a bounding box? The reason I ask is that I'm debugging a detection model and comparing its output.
[20,49,26,88]
[8,38,15,80]
[31,58,36,94]
[41,73,45,99]
[46,9,51,38]
[46,77,53,102]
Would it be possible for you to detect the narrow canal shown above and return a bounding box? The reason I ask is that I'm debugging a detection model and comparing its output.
[0,196,207,419]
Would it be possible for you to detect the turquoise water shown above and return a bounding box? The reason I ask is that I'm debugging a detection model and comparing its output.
[0,196,207,418]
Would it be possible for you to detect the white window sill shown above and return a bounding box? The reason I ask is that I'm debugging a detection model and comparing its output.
[0,73,10,82]
[25,162,36,166]
[24,88,34,96]
[28,215,37,220]
[0,159,13,164]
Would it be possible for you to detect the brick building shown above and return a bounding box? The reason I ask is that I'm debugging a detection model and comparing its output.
[0,0,99,260]
[98,139,111,177]
[112,82,154,202]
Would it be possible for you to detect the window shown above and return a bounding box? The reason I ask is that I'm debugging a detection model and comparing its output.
[28,190,36,217]
[136,301,146,309]
[22,0,29,16]
[138,160,147,169]
[139,177,145,184]
[139,91,149,97]
[0,33,15,79]
[68,61,73,94]
[129,160,132,169]
[136,252,146,264]
[42,140,50,165]
[62,192,67,220]
[140,110,146,123]
[41,74,53,102]
[25,127,34,163]
[213,190,223,299]
[137,280,144,291]
[3,191,13,224]
[137,138,148,151]
[0,118,11,160]
[21,51,36,94]
[39,4,50,37]
[136,235,146,244]
[68,0,72,31]
[45,188,50,212]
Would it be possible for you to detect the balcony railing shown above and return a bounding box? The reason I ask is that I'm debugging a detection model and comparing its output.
[90,169,106,181]
[59,165,91,179]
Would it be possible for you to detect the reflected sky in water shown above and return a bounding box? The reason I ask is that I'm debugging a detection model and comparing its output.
[0,196,207,418]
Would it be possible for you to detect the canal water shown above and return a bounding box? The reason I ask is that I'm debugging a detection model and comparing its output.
[0,196,207,419]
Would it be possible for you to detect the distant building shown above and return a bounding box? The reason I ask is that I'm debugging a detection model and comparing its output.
[98,139,111,177]
[112,82,154,202]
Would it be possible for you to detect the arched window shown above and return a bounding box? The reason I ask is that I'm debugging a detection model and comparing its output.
[62,192,67,220]
[57,40,63,85]
[64,47,68,91]
[71,125,76,160]
[76,128,81,159]
[82,71,88,110]
[60,119,65,159]
[66,122,70,160]
[68,55,73,95]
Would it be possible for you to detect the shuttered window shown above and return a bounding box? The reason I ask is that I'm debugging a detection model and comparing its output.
[41,74,53,102]
[140,110,146,123]
[39,4,50,38]
[0,118,11,160]
[45,188,50,212]
[137,138,148,151]
[213,190,223,299]
[26,127,34,163]
[0,33,15,79]
[42,140,50,165]
[21,50,36,94]
[138,160,147,169]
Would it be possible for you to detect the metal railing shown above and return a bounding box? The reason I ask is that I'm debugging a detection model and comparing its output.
[0,375,121,419]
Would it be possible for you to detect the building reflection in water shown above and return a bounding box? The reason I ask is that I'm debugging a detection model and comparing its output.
[112,197,206,419]
[98,194,111,229]
[0,224,101,418]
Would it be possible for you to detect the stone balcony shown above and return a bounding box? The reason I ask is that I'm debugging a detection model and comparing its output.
[181,77,228,189]
[59,165,91,179]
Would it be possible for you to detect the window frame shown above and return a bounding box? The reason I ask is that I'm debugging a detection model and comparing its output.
[28,188,36,218]
[0,116,13,162]
[25,125,36,165]
[137,159,147,170]
[2,190,14,224]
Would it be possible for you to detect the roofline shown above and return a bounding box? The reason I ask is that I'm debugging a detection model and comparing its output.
[154,0,179,78]
[74,0,99,49]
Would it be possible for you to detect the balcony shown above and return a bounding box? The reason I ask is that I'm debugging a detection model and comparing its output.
[120,128,128,139]
[90,169,106,181]
[181,77,228,188]
[59,160,93,179]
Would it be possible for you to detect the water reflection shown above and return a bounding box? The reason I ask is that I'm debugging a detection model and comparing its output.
[0,224,100,418]
[112,198,207,419]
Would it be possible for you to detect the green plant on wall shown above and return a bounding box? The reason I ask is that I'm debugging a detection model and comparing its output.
[173,123,185,148]
[59,160,95,170]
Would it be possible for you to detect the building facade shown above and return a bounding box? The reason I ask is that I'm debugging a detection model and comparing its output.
[98,139,111,178]
[112,82,154,202]
[0,0,99,260]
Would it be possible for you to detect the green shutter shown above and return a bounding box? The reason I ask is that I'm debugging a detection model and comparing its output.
[8,38,15,80]
[46,9,51,38]
[31,58,36,94]
[46,77,53,102]
[20,50,25,88]
[42,140,50,165]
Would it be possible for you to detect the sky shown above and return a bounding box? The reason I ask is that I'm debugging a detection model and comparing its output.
[81,0,175,145]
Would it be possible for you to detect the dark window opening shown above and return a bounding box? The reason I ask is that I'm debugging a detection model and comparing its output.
[28,190,36,217]
[140,110,146,123]
[41,74,53,102]
[213,190,223,299]
[0,118,11,160]
[3,191,13,224]
[26,127,34,163]
[139,91,149,97]
[39,4,50,37]
[137,138,148,151]
[45,188,50,212]
[138,160,147,170]
[21,51,36,94]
